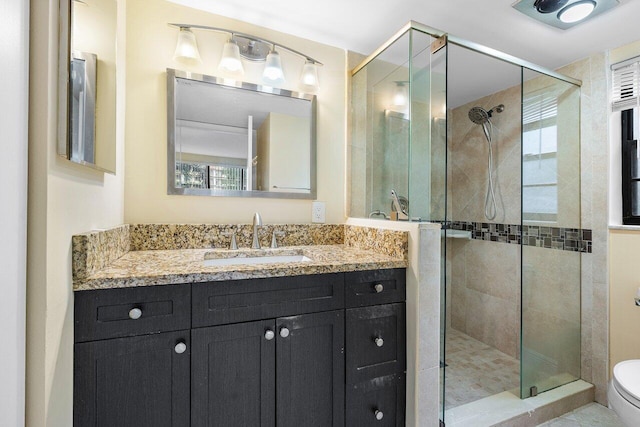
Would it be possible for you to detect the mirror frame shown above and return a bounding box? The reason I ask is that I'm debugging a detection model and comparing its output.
[166,68,318,199]
[57,0,115,174]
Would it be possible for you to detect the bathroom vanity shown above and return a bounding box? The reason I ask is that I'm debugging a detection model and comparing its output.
[72,226,408,427]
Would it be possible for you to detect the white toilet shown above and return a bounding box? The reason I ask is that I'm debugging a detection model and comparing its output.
[608,360,640,427]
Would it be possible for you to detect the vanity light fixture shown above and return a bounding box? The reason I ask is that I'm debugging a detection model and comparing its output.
[169,23,322,91]
[219,39,244,74]
[173,27,201,62]
[263,49,285,84]
[512,0,619,29]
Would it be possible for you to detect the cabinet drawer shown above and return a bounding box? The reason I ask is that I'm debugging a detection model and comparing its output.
[346,303,406,384]
[192,273,345,328]
[345,269,406,308]
[346,374,406,427]
[74,285,191,342]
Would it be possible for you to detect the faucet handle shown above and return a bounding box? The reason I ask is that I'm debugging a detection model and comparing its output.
[221,231,238,250]
[270,231,285,248]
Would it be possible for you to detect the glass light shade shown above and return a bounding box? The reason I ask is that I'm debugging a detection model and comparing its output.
[218,40,244,74]
[392,83,408,107]
[557,0,596,23]
[262,51,285,85]
[300,60,319,91]
[173,28,201,62]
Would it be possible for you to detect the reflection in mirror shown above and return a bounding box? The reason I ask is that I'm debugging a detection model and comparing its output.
[167,69,316,199]
[58,0,117,173]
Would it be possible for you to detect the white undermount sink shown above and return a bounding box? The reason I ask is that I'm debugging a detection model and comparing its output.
[203,254,312,267]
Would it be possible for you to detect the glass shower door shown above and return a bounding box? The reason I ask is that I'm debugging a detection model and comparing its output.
[520,68,581,397]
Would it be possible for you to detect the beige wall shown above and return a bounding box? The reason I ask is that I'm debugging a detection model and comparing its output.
[27,0,126,425]
[609,40,640,378]
[609,230,640,370]
[124,0,346,225]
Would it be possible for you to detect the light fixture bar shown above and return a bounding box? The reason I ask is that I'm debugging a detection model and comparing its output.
[168,23,323,66]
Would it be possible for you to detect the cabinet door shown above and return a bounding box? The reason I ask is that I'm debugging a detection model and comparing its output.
[191,320,276,427]
[74,330,190,427]
[276,310,345,427]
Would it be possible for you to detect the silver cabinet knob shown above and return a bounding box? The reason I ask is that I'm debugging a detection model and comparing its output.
[128,308,142,320]
[374,283,384,293]
[174,341,187,354]
[375,409,384,420]
[265,330,275,340]
[375,337,384,347]
[280,327,290,338]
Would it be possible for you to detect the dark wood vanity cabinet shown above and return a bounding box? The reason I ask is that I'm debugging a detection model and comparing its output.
[74,268,405,427]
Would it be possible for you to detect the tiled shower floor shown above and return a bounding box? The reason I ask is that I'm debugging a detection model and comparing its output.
[444,328,520,409]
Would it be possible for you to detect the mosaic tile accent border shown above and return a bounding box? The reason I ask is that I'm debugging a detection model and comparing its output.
[445,221,592,253]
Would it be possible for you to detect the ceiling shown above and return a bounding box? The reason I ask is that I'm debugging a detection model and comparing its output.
[171,0,640,72]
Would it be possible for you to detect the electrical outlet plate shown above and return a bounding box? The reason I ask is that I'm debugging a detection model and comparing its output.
[312,201,326,223]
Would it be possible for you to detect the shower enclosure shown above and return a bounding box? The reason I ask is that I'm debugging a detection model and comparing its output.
[350,22,583,425]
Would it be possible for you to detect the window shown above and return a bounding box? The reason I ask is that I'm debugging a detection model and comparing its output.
[522,92,558,222]
[621,109,640,225]
[176,161,246,191]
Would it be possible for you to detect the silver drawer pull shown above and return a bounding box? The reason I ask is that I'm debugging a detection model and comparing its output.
[374,337,384,347]
[128,308,142,320]
[374,283,384,293]
[265,330,275,340]
[374,409,384,420]
[174,341,187,354]
[280,327,290,338]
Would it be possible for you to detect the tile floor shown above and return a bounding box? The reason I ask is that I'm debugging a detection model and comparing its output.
[536,402,625,426]
[445,328,520,409]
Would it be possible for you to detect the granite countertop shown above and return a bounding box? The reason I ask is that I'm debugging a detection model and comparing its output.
[74,245,408,291]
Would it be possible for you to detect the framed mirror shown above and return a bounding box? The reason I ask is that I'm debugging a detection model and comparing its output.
[167,69,317,199]
[57,0,117,173]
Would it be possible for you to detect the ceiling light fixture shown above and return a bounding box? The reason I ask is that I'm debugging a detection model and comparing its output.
[557,0,596,22]
[169,23,322,92]
[512,0,618,30]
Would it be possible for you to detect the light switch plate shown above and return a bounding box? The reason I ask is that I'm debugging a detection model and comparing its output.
[312,201,326,223]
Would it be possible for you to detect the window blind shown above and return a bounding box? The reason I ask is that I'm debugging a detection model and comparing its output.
[523,93,558,125]
[612,60,640,112]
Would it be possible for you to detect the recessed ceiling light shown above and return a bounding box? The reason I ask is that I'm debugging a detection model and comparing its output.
[512,0,619,30]
[557,0,596,23]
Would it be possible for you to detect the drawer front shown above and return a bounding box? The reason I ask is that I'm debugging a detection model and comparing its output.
[74,285,191,343]
[346,303,406,384]
[345,269,406,308]
[346,374,406,427]
[192,273,345,328]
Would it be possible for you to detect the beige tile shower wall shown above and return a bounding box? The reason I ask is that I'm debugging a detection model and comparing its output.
[449,238,521,359]
[558,53,609,404]
[449,84,522,224]
[124,0,346,225]
[448,83,522,359]
[522,246,582,380]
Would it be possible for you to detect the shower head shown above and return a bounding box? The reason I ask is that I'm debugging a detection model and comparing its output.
[468,104,505,125]
[468,107,490,125]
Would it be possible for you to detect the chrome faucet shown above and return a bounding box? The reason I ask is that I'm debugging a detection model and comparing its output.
[252,212,263,249]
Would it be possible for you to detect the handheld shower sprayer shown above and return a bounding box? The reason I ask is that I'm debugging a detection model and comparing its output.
[468,104,505,221]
